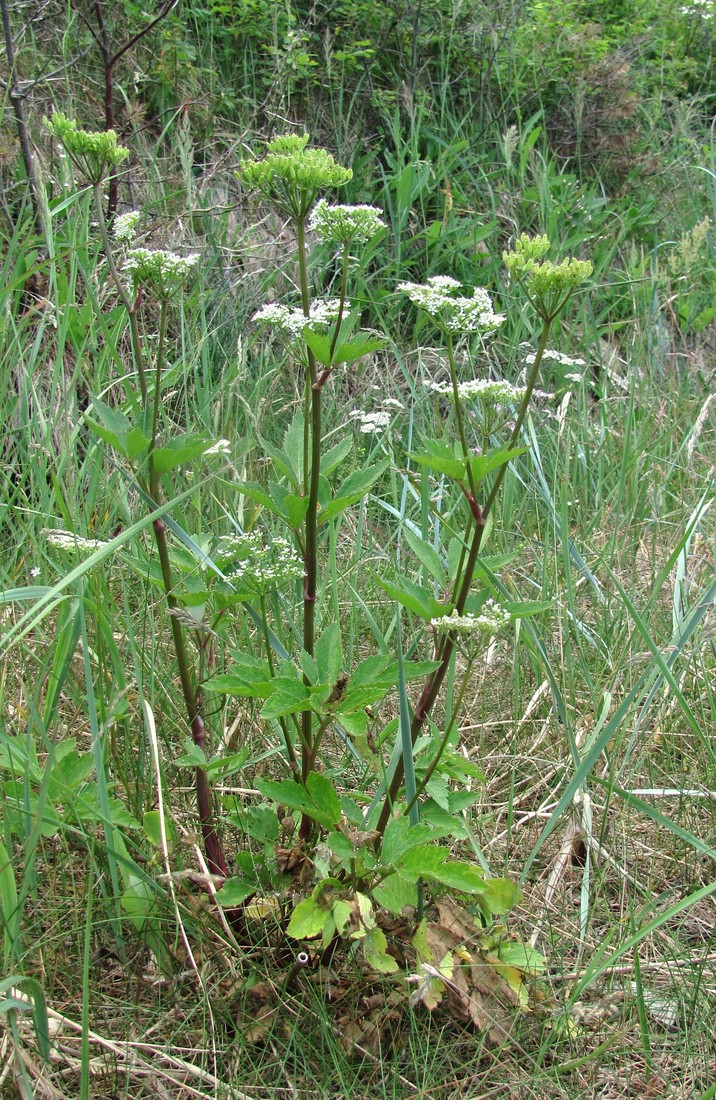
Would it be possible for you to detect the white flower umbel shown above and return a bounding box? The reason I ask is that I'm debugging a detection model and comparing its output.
[253,298,343,340]
[113,210,140,242]
[203,438,231,455]
[124,247,200,301]
[45,530,110,552]
[524,349,586,368]
[431,600,512,635]
[349,409,392,434]
[425,378,526,405]
[214,533,303,592]
[398,277,505,335]
[309,200,386,244]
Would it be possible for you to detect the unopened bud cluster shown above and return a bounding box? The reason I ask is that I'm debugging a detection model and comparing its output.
[503,234,592,319]
[239,133,352,220]
[45,112,129,183]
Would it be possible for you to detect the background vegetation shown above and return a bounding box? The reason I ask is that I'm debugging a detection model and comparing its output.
[1,0,715,1096]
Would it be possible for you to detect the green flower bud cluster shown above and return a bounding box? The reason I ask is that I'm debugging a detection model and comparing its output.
[502,233,551,268]
[309,199,386,244]
[238,133,352,220]
[44,112,129,184]
[124,247,199,302]
[503,234,592,321]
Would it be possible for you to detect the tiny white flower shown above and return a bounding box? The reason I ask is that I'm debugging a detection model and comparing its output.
[29,567,41,578]
[524,348,586,368]
[349,409,392,434]
[124,247,200,300]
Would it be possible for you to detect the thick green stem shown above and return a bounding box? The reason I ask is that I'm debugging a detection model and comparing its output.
[261,596,299,776]
[376,318,553,837]
[327,243,350,364]
[446,332,479,504]
[150,301,168,453]
[143,307,226,876]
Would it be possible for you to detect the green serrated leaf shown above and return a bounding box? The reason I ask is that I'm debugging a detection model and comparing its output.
[143,809,177,848]
[429,861,487,894]
[468,445,526,483]
[373,873,418,915]
[321,434,353,476]
[403,528,447,583]
[396,844,449,879]
[381,817,435,866]
[284,493,309,526]
[410,439,467,480]
[374,575,444,620]
[306,772,341,827]
[331,333,385,364]
[260,678,312,719]
[481,878,520,915]
[362,925,398,972]
[287,895,329,939]
[215,878,257,907]
[320,460,389,521]
[315,622,342,686]
[203,655,274,699]
[302,328,334,365]
[153,433,212,472]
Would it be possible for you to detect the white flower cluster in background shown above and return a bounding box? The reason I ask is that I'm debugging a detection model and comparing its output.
[431,599,512,635]
[349,409,392,434]
[680,0,712,16]
[524,348,586,369]
[425,378,526,405]
[398,276,505,334]
[44,530,110,552]
[214,533,303,591]
[124,247,200,300]
[253,298,343,340]
[203,438,231,456]
[113,210,140,242]
[309,200,386,244]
